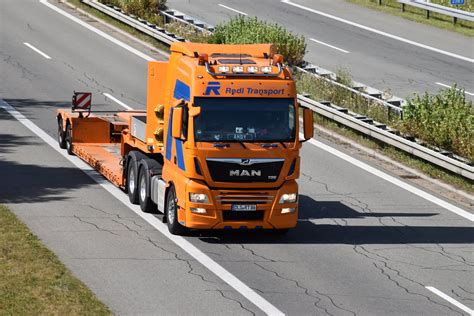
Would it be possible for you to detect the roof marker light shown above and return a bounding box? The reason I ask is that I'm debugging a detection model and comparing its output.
[232,66,244,73]
[261,66,272,73]
[247,66,259,73]
[218,66,230,73]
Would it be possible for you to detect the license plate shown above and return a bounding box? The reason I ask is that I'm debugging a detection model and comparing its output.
[231,204,257,211]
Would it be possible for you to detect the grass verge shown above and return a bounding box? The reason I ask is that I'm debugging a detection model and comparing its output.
[0,205,111,315]
[314,115,474,193]
[347,0,474,37]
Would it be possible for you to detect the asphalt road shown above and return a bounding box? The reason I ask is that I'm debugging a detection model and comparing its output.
[1,0,473,315]
[166,0,474,100]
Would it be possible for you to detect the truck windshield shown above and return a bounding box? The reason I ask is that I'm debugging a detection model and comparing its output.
[194,97,296,142]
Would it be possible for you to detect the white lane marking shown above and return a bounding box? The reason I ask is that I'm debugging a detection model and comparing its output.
[39,0,154,62]
[425,286,474,315]
[310,38,349,54]
[435,82,474,96]
[218,4,248,16]
[103,92,133,110]
[282,0,474,63]
[23,42,52,59]
[0,98,283,316]
[301,134,474,222]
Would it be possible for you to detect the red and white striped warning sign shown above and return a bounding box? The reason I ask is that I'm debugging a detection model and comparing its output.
[73,92,92,109]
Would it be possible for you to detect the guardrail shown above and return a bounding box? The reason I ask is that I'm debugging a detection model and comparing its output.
[81,0,474,180]
[299,95,473,180]
[161,9,214,32]
[82,0,185,44]
[398,0,474,24]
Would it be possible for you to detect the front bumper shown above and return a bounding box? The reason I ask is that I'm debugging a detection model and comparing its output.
[179,180,298,230]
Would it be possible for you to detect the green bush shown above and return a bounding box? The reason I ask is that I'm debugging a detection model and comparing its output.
[208,16,306,66]
[296,71,398,124]
[397,86,473,161]
[99,0,166,25]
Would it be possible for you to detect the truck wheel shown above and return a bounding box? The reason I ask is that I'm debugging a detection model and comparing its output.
[65,123,74,155]
[166,186,186,235]
[127,158,139,204]
[126,151,147,204]
[138,160,157,213]
[57,118,66,149]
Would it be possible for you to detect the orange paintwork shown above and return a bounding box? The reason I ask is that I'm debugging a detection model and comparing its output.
[57,42,305,230]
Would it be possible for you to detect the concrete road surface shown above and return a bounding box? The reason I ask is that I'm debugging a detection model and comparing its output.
[1,0,473,315]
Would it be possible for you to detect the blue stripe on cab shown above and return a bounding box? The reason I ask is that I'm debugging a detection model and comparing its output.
[175,139,185,171]
[165,108,173,161]
[173,79,190,101]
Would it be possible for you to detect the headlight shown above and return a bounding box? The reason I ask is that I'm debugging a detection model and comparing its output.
[189,193,209,203]
[279,193,297,204]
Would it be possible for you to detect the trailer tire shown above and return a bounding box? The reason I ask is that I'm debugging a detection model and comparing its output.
[126,151,146,204]
[138,159,159,213]
[166,186,186,235]
[57,118,66,149]
[65,123,74,155]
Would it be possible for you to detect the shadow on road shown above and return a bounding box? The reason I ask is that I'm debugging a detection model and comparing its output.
[196,195,473,245]
[0,115,98,204]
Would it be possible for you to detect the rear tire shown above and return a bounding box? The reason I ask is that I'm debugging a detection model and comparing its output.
[58,118,66,149]
[138,159,159,213]
[166,186,186,235]
[127,157,139,204]
[65,123,73,155]
[126,151,147,204]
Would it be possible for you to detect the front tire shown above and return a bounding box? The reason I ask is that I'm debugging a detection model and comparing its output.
[166,186,186,235]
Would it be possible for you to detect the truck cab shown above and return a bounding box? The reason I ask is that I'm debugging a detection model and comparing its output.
[149,43,313,233]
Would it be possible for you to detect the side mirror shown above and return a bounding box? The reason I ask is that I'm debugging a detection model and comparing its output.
[172,106,184,139]
[302,107,314,142]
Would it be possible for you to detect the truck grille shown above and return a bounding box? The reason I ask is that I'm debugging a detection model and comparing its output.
[216,191,274,205]
[207,158,284,183]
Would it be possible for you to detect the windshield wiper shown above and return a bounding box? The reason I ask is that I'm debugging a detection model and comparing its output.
[239,142,247,149]
[261,143,278,148]
[213,143,230,148]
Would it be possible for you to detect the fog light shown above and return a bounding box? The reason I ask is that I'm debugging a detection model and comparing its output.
[191,207,207,214]
[281,208,295,214]
[279,193,297,204]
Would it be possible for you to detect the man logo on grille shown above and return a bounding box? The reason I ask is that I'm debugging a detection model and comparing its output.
[230,170,262,177]
[240,159,251,165]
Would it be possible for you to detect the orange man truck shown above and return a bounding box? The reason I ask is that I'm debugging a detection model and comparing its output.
[56,42,314,235]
